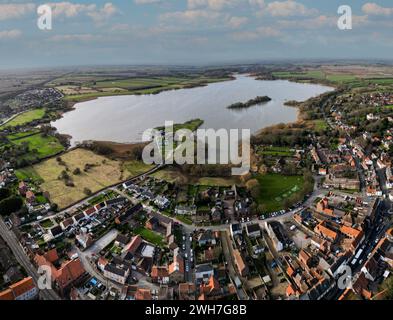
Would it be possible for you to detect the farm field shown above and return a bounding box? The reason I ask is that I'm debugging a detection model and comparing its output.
[60,76,232,102]
[0,109,46,129]
[16,148,153,209]
[122,161,154,177]
[256,173,305,213]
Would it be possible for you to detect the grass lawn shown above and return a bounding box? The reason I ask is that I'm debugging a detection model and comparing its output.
[197,177,238,186]
[12,133,65,159]
[6,130,41,140]
[175,215,193,225]
[15,167,43,182]
[256,173,305,213]
[40,219,54,229]
[0,109,46,129]
[134,227,164,247]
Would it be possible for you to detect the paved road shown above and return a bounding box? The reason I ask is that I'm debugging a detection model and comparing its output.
[0,218,60,300]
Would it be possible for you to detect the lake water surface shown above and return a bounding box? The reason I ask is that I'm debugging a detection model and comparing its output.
[52,75,333,146]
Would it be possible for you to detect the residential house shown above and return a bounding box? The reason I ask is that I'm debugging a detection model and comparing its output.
[246,224,261,238]
[195,263,214,283]
[0,277,38,300]
[103,263,130,285]
[233,249,248,277]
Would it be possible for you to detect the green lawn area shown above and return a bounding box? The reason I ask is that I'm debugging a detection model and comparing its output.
[0,109,46,129]
[175,215,193,225]
[256,173,305,213]
[134,227,164,247]
[6,130,41,140]
[15,167,43,182]
[258,146,295,157]
[40,219,54,229]
[12,133,65,159]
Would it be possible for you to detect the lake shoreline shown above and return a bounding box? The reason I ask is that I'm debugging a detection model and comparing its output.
[52,74,334,148]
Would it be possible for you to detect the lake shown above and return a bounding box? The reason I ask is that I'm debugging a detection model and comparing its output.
[52,74,333,146]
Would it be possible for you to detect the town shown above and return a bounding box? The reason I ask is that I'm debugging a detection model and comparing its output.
[0,64,393,302]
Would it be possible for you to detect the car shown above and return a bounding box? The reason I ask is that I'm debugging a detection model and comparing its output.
[185,253,188,259]
[247,217,250,222]
[189,236,193,242]
[182,244,186,250]
[183,235,186,241]
[186,265,190,272]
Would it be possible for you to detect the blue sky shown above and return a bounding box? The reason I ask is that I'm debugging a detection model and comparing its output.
[0,0,393,68]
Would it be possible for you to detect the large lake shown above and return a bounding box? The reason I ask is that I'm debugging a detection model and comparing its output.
[52,75,333,146]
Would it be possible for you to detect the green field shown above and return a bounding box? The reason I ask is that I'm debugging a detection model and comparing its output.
[6,130,41,140]
[256,173,305,213]
[272,71,357,84]
[155,119,204,133]
[134,227,164,247]
[15,167,43,182]
[62,76,231,102]
[123,161,155,177]
[0,109,46,129]
[12,133,65,159]
[258,146,295,157]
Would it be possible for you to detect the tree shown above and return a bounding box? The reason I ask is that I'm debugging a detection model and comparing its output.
[0,188,11,201]
[73,168,81,175]
[0,196,23,216]
[83,188,92,196]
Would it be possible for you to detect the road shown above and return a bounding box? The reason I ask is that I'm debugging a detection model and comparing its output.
[0,218,60,300]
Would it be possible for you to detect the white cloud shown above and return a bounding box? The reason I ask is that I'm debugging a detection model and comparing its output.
[265,0,318,17]
[160,9,223,24]
[0,3,35,21]
[362,3,393,16]
[227,16,248,29]
[48,2,117,22]
[188,0,238,11]
[0,29,22,40]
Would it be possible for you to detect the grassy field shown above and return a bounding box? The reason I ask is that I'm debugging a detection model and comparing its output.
[256,173,304,213]
[19,149,125,209]
[122,161,154,177]
[258,146,295,157]
[196,177,238,186]
[0,109,46,129]
[134,227,164,247]
[12,133,65,159]
[155,119,204,132]
[272,70,357,84]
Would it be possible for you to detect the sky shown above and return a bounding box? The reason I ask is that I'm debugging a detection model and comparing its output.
[0,0,393,68]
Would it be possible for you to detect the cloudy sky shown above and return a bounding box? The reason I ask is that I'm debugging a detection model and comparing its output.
[0,0,393,68]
